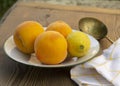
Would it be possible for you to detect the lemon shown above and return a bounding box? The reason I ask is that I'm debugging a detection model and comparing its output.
[67,31,91,57]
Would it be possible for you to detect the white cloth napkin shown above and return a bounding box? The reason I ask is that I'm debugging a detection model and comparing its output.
[71,38,120,86]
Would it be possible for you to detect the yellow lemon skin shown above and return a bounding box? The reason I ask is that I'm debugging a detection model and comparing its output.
[46,20,72,38]
[67,31,91,57]
[34,31,67,65]
[13,21,44,54]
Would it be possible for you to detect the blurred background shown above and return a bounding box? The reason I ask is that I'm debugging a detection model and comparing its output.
[0,0,17,19]
[0,0,120,20]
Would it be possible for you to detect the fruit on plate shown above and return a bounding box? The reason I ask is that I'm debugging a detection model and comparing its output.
[34,31,67,65]
[13,21,44,54]
[46,20,72,38]
[67,31,91,57]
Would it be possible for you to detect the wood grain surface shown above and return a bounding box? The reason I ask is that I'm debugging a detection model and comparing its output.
[0,1,120,86]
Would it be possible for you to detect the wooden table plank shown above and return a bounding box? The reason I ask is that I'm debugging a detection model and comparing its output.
[115,15,120,40]
[0,1,120,86]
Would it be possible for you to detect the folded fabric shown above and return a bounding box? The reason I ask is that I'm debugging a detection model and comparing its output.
[71,38,120,86]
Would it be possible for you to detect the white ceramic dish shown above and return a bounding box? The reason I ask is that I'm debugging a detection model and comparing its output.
[4,30,100,68]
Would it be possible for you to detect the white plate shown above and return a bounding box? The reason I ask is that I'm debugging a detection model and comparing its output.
[4,30,100,68]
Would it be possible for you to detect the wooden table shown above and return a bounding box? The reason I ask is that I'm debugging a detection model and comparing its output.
[0,1,120,86]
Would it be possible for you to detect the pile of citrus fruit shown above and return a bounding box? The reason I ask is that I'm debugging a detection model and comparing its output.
[13,20,91,65]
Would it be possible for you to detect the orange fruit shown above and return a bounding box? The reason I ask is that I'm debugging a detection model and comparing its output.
[34,31,67,64]
[13,21,44,54]
[46,20,72,38]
